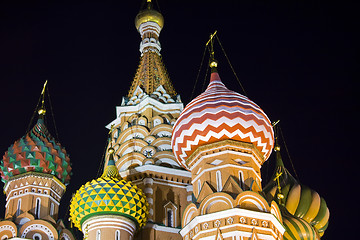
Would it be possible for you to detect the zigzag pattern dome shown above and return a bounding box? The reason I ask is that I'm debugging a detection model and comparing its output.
[172,71,274,170]
[0,118,71,184]
[70,160,148,230]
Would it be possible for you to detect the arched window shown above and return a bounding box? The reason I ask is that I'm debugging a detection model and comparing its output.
[33,233,42,240]
[197,180,201,194]
[96,230,101,240]
[239,171,244,190]
[216,171,222,191]
[50,202,55,216]
[115,230,120,240]
[167,209,174,227]
[164,201,177,228]
[35,198,41,219]
[16,199,21,216]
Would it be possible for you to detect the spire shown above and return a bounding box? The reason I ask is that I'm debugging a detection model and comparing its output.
[128,1,177,101]
[102,146,121,179]
[103,124,121,179]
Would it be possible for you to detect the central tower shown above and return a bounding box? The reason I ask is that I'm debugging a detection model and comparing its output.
[106,1,192,239]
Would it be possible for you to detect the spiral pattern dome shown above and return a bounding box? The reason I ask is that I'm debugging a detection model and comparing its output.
[263,150,329,238]
[171,71,274,170]
[0,118,71,184]
[70,160,148,230]
[281,207,320,240]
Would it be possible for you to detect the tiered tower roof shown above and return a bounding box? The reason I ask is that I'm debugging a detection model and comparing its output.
[126,1,177,105]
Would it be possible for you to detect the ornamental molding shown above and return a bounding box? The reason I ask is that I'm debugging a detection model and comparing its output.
[0,224,16,237]
[180,208,285,237]
[4,172,65,193]
[82,216,136,236]
[187,140,263,171]
[191,163,262,185]
[21,223,55,240]
[120,164,192,179]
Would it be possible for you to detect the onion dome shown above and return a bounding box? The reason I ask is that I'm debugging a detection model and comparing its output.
[69,153,149,230]
[281,207,320,240]
[263,147,329,238]
[171,70,274,170]
[135,1,164,31]
[0,117,71,184]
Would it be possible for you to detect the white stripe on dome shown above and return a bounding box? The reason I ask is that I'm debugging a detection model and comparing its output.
[182,92,262,114]
[174,101,270,131]
[173,116,273,148]
[172,116,273,159]
[176,127,272,167]
[173,104,272,137]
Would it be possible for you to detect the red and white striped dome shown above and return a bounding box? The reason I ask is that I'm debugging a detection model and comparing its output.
[171,71,274,170]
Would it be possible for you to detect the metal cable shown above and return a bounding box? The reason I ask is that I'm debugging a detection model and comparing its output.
[190,44,207,101]
[26,93,42,134]
[46,84,60,140]
[201,62,210,92]
[279,124,300,180]
[215,34,248,96]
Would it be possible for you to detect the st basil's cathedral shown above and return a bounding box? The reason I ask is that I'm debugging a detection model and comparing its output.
[0,1,329,240]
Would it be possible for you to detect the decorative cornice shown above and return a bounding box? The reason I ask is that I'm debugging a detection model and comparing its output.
[186,139,264,171]
[4,171,66,193]
[180,208,285,238]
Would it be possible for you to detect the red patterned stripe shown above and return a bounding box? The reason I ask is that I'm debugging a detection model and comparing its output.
[172,72,274,169]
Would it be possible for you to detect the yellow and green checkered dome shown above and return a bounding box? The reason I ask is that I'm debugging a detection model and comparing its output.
[69,158,148,230]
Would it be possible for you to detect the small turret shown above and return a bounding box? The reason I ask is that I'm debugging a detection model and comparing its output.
[0,81,75,240]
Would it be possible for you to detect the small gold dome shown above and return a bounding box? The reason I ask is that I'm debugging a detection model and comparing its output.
[135,8,164,30]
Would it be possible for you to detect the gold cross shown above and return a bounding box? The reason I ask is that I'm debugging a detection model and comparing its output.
[206,30,217,46]
[273,170,283,190]
[108,124,115,135]
[273,170,283,182]
[274,170,285,203]
[41,80,48,96]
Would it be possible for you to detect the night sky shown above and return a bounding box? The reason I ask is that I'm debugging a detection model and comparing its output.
[0,0,357,239]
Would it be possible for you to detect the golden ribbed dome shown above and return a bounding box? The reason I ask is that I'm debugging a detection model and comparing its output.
[135,5,164,30]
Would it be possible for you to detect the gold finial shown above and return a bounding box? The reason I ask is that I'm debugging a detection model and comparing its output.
[206,31,218,68]
[108,124,116,153]
[274,144,281,152]
[273,120,281,151]
[108,147,115,154]
[37,108,46,116]
[38,80,48,116]
[210,60,218,68]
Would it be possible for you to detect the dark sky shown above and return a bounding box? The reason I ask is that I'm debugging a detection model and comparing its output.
[0,0,357,239]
